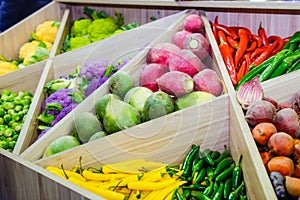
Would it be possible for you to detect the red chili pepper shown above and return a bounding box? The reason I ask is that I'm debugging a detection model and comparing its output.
[235,28,251,67]
[258,22,269,46]
[243,52,252,68]
[250,46,269,60]
[214,15,219,24]
[246,40,257,52]
[252,40,278,67]
[219,39,237,85]
[227,36,238,49]
[237,60,247,83]
[212,24,218,43]
[252,34,263,47]
[218,30,227,43]
[215,24,238,40]
[283,36,292,43]
[268,35,284,55]
[229,46,236,56]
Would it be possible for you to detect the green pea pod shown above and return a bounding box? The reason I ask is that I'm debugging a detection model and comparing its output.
[215,163,235,182]
[223,178,232,199]
[232,155,243,190]
[235,56,275,90]
[213,157,233,176]
[269,52,300,79]
[286,57,300,73]
[259,49,292,82]
[212,181,224,200]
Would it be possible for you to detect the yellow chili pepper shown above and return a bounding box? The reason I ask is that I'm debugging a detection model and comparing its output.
[46,169,67,179]
[68,177,125,200]
[127,179,176,190]
[82,170,129,181]
[157,181,187,199]
[46,166,86,182]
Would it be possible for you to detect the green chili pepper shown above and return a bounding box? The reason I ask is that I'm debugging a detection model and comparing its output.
[202,148,214,166]
[195,168,206,184]
[210,151,221,160]
[182,144,200,179]
[212,181,223,200]
[286,57,300,73]
[269,52,300,79]
[182,183,206,191]
[192,159,205,178]
[240,194,248,200]
[232,155,243,190]
[206,166,214,179]
[213,157,233,176]
[213,145,230,164]
[183,188,191,199]
[175,188,187,200]
[191,191,212,200]
[215,163,235,182]
[203,178,214,197]
[211,181,219,197]
[283,31,300,49]
[223,178,232,199]
[259,49,292,82]
[228,182,245,200]
[235,56,275,90]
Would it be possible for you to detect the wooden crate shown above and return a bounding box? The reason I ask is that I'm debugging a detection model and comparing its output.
[16,10,192,157]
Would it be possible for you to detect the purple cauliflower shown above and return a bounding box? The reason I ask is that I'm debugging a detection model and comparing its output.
[51,103,78,126]
[79,60,109,80]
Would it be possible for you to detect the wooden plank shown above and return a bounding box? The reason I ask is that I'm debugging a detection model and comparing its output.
[55,0,300,11]
[0,2,62,60]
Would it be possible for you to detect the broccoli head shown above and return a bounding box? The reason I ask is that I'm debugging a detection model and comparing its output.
[87,17,117,42]
[69,36,91,51]
[70,19,92,37]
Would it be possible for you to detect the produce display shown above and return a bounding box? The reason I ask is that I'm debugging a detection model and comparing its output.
[36,59,127,141]
[45,144,247,200]
[60,6,139,53]
[0,20,60,76]
[40,13,226,157]
[212,16,300,88]
[237,80,300,199]
[0,89,33,151]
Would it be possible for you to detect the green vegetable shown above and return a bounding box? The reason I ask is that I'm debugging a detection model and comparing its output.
[215,163,235,182]
[195,167,206,184]
[223,178,232,199]
[191,191,212,200]
[283,31,300,50]
[203,178,214,196]
[228,181,245,200]
[232,155,243,190]
[213,157,233,176]
[202,148,214,166]
[70,19,92,37]
[192,159,204,179]
[286,57,300,73]
[181,144,200,179]
[213,145,230,164]
[269,52,300,79]
[259,49,292,82]
[212,181,224,200]
[235,56,275,90]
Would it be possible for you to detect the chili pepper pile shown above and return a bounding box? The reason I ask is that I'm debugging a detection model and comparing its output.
[46,145,247,200]
[236,31,300,89]
[0,89,33,152]
[212,16,288,87]
[175,144,246,200]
